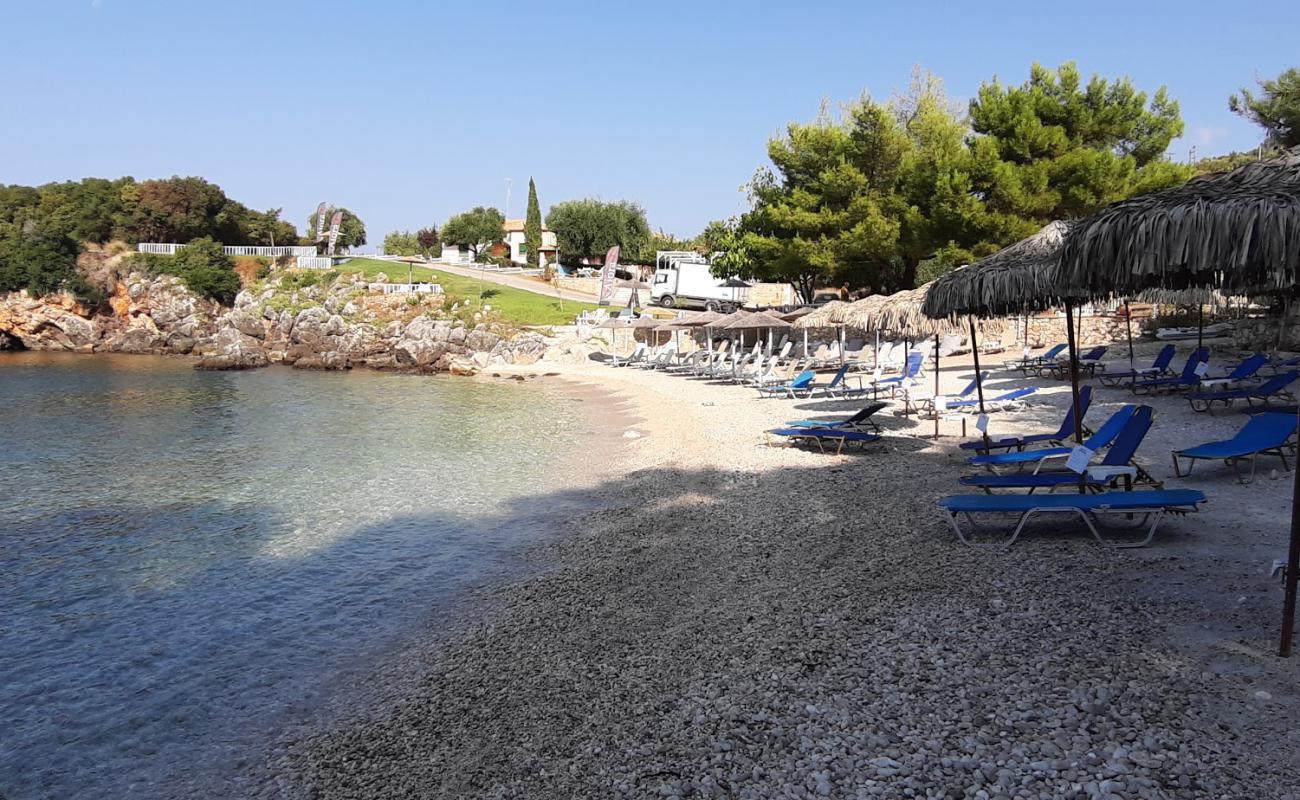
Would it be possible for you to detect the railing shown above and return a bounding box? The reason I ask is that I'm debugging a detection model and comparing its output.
[138,243,317,257]
[295,256,335,269]
[379,283,444,295]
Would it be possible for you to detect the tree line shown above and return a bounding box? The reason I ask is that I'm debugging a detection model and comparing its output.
[719,62,1300,300]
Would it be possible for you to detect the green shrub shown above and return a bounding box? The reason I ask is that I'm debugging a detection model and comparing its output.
[0,231,101,304]
[132,237,242,304]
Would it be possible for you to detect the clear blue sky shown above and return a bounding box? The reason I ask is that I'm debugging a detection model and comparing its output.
[2,0,1295,243]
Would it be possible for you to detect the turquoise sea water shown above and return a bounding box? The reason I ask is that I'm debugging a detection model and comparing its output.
[0,354,593,799]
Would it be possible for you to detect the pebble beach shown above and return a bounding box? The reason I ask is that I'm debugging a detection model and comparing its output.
[266,344,1300,799]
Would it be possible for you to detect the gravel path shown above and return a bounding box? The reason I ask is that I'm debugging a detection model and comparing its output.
[266,352,1300,799]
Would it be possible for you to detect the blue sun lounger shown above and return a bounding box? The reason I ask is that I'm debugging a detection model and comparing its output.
[1044,346,1108,379]
[914,372,989,414]
[1185,370,1299,413]
[1098,345,1176,387]
[937,488,1207,548]
[960,406,1160,492]
[767,427,881,454]
[940,386,1036,412]
[1130,347,1209,395]
[756,369,816,398]
[1172,411,1299,484]
[968,405,1137,472]
[810,365,853,397]
[785,401,887,433]
[1008,343,1066,375]
[864,352,925,398]
[960,386,1093,453]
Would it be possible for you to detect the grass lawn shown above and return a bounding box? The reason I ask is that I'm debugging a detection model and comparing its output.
[338,258,600,326]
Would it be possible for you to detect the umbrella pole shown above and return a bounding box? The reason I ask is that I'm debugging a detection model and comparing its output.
[931,343,941,438]
[969,321,987,415]
[1125,301,1135,370]
[802,329,809,361]
[1198,302,1204,352]
[1063,301,1088,493]
[1284,441,1300,657]
[839,326,845,367]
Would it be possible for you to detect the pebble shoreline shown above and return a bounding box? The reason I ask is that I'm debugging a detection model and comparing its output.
[260,358,1300,799]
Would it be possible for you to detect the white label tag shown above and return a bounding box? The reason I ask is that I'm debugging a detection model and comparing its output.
[1194,361,1209,377]
[975,414,990,432]
[902,377,914,389]
[1065,445,1095,473]
[935,395,948,411]
[1022,346,1031,358]
[873,365,883,382]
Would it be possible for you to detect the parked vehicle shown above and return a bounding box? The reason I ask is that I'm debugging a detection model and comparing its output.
[651,251,748,312]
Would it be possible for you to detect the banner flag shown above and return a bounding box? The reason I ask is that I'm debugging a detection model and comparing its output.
[314,203,328,243]
[597,245,620,306]
[327,211,343,256]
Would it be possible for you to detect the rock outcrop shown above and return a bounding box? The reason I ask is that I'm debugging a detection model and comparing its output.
[0,274,221,354]
[1,268,559,375]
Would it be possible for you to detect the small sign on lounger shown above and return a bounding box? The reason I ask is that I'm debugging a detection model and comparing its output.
[975,414,989,432]
[1194,361,1209,378]
[935,395,948,411]
[1065,445,1094,473]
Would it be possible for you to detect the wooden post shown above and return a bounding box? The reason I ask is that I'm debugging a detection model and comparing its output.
[1283,427,1300,657]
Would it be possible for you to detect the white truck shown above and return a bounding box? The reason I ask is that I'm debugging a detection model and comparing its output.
[650,251,749,312]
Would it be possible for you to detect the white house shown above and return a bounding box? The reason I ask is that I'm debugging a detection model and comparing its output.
[502,219,558,267]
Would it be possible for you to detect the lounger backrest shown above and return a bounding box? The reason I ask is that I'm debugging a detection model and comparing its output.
[1255,370,1300,394]
[1054,386,1094,438]
[792,370,815,388]
[994,387,1035,401]
[846,401,887,424]
[1227,353,1269,380]
[827,365,849,388]
[1043,344,1067,360]
[1152,344,1176,371]
[1235,412,1300,447]
[904,351,925,377]
[1081,346,1107,360]
[1101,406,1154,465]
[1178,347,1210,379]
[779,341,792,359]
[1083,405,1138,450]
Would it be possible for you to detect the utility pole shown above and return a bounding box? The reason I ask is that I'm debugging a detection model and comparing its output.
[1188,145,1197,165]
[505,178,513,218]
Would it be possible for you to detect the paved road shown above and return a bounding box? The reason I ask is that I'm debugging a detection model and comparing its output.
[432,264,600,304]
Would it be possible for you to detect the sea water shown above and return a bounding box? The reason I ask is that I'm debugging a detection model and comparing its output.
[0,353,592,798]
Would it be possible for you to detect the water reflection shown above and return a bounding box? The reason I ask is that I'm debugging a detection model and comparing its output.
[0,353,589,798]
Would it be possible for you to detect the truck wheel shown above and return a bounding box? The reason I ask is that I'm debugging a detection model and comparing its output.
[658,294,676,308]
[704,300,721,312]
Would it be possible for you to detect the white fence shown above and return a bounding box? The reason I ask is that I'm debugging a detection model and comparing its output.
[137,243,316,257]
[295,256,335,269]
[379,283,444,295]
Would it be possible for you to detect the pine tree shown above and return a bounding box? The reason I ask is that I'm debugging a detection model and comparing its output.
[524,178,542,269]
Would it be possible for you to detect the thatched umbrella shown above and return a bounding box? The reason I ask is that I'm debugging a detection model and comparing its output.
[710,308,755,351]
[1056,146,1300,657]
[924,221,1093,441]
[871,282,964,434]
[781,306,816,323]
[794,301,856,364]
[726,310,793,354]
[597,315,631,353]
[673,310,724,359]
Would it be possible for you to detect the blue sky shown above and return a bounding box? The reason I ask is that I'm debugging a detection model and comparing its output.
[2,0,1295,243]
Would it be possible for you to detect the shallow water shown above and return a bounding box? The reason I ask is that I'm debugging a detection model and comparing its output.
[0,354,594,798]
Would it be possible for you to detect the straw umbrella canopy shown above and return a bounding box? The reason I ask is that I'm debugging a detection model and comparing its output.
[923,221,1093,433]
[725,310,792,354]
[793,300,851,329]
[780,306,817,323]
[1056,146,1300,657]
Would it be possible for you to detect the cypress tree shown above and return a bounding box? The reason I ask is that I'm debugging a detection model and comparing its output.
[524,177,542,269]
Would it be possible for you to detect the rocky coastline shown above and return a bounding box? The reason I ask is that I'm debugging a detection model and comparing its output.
[0,270,588,375]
